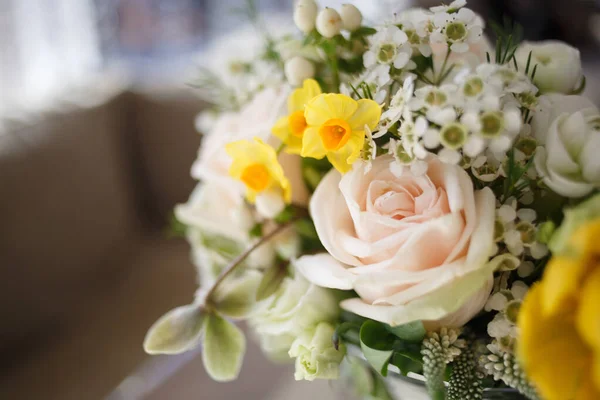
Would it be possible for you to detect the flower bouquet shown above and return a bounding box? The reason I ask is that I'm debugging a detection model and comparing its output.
[143,1,600,399]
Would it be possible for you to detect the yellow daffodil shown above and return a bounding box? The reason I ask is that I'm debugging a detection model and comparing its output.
[518,219,600,400]
[301,93,381,173]
[272,79,322,154]
[226,138,291,208]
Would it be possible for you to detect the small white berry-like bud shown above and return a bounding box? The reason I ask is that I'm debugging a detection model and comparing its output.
[293,0,318,34]
[316,7,342,38]
[284,56,315,86]
[339,4,362,32]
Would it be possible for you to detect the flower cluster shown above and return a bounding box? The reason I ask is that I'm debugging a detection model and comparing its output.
[143,1,599,399]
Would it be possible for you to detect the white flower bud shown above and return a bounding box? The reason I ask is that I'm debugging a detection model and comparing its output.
[316,8,342,39]
[284,56,315,86]
[515,41,583,94]
[339,4,362,32]
[293,0,318,34]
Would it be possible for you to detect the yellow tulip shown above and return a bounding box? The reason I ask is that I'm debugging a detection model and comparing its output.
[301,93,381,173]
[272,79,322,154]
[226,138,291,204]
[518,220,600,400]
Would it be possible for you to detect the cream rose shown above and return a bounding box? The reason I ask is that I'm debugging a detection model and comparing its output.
[295,155,496,328]
[532,95,600,198]
[515,41,583,94]
[191,86,309,206]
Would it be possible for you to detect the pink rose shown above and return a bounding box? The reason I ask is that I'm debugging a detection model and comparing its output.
[295,155,496,328]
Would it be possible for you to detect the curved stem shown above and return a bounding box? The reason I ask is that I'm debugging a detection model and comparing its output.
[205,219,297,301]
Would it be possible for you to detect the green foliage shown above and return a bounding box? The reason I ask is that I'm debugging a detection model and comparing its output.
[203,314,246,382]
[200,231,244,261]
[385,320,426,343]
[255,262,288,301]
[274,205,295,224]
[490,17,523,65]
[360,321,396,376]
[249,223,263,239]
[167,211,187,238]
[359,320,425,378]
[500,148,535,202]
[143,304,205,355]
[391,353,422,377]
[302,156,333,192]
[208,271,262,319]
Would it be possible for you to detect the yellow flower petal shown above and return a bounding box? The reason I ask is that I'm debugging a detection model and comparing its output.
[305,94,358,126]
[289,79,322,112]
[576,266,600,353]
[226,138,291,204]
[541,255,586,316]
[347,99,382,132]
[272,115,290,143]
[301,127,327,159]
[519,283,595,400]
[326,145,354,174]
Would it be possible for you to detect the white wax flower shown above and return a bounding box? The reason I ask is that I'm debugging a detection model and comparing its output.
[249,272,340,361]
[532,95,600,197]
[316,8,342,39]
[293,0,318,34]
[284,56,315,86]
[339,4,362,32]
[515,41,583,94]
[288,322,345,381]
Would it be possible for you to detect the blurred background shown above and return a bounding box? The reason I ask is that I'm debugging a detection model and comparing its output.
[1,1,599,399]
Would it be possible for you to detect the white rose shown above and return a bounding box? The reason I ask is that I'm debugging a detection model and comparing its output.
[515,41,583,94]
[532,95,600,198]
[249,272,340,361]
[191,86,309,206]
[295,155,496,329]
[288,322,345,381]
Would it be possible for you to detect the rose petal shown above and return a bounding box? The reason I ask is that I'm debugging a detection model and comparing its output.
[294,253,355,290]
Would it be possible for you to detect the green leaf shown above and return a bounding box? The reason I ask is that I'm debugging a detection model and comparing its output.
[210,271,262,319]
[391,353,422,376]
[385,320,426,343]
[359,321,396,376]
[255,263,288,301]
[350,26,377,38]
[249,223,263,238]
[203,314,246,382]
[143,304,205,355]
[167,211,187,238]
[274,205,294,224]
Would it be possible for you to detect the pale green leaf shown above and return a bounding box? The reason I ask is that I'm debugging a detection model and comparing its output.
[384,320,425,343]
[143,304,205,355]
[256,264,287,301]
[210,271,262,319]
[203,314,246,382]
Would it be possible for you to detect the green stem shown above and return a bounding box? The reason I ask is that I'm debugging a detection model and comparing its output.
[276,142,286,155]
[205,219,297,301]
[436,48,451,85]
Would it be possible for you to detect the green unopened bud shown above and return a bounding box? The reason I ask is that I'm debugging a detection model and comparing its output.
[536,220,556,244]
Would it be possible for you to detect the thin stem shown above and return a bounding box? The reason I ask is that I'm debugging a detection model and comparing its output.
[205,219,297,301]
[330,53,341,93]
[276,142,286,155]
[436,48,451,85]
